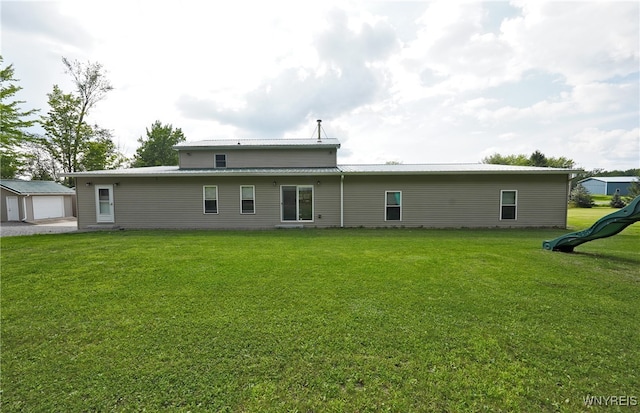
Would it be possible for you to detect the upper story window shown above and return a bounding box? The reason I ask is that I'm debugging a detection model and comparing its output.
[215,154,227,168]
[500,190,517,220]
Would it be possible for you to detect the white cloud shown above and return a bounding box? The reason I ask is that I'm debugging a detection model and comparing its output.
[567,128,639,170]
[502,1,639,85]
[1,0,638,171]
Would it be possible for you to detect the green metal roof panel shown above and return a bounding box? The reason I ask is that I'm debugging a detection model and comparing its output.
[0,179,75,195]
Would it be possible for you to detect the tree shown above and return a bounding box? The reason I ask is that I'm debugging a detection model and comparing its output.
[609,189,626,208]
[570,184,594,208]
[40,85,85,181]
[39,58,118,185]
[624,179,640,203]
[482,151,575,168]
[529,150,547,167]
[0,56,38,178]
[132,121,186,167]
[80,128,127,171]
[482,153,530,166]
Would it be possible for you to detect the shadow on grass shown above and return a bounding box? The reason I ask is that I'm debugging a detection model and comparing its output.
[571,250,640,267]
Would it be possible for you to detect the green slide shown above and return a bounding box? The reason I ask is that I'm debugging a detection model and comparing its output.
[543,195,640,252]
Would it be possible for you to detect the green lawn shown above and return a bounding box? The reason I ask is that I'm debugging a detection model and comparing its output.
[1,211,638,412]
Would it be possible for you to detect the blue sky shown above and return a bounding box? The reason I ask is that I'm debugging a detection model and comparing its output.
[2,0,639,170]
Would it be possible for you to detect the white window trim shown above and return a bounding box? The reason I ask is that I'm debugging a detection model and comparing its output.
[500,189,518,220]
[203,185,219,214]
[384,190,402,222]
[240,185,256,214]
[280,185,314,222]
[214,153,227,168]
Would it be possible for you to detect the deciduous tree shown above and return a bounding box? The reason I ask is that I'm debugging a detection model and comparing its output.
[38,58,122,185]
[482,151,575,168]
[132,121,186,167]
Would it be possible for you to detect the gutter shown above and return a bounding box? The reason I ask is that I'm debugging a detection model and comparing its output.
[22,196,28,222]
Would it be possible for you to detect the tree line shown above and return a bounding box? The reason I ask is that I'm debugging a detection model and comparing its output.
[1,56,185,186]
[3,55,637,188]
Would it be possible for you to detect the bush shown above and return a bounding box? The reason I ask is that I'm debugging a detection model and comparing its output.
[610,190,626,208]
[570,184,594,208]
[624,179,640,204]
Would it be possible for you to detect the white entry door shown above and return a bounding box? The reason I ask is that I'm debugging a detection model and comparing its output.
[6,196,19,221]
[95,185,114,223]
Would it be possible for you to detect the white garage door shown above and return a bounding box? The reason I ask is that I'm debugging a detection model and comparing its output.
[33,196,65,220]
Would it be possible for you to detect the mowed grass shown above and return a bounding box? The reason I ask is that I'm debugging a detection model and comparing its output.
[1,211,638,412]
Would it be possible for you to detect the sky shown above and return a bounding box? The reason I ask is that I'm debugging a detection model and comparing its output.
[1,0,639,171]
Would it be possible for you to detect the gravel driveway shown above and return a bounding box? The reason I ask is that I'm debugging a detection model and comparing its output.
[0,219,78,237]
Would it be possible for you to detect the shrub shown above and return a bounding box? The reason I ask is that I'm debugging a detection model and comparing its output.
[610,190,626,208]
[570,184,594,208]
[624,179,640,204]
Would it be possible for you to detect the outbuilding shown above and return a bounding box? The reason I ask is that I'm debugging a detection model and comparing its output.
[578,176,638,196]
[1,179,76,222]
[66,134,576,230]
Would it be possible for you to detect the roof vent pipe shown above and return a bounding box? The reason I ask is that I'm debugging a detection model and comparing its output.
[317,119,322,142]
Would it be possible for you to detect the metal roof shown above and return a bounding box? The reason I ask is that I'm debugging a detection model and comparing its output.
[338,163,576,175]
[0,179,76,195]
[65,166,342,178]
[64,163,575,178]
[174,138,341,150]
[578,176,638,183]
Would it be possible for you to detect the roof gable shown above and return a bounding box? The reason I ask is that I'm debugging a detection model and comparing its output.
[0,179,75,195]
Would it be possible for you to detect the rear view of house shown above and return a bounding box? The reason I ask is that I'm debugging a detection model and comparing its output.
[66,131,575,230]
[1,179,76,222]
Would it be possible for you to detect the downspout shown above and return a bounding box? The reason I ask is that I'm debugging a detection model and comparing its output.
[22,195,28,222]
[340,174,344,228]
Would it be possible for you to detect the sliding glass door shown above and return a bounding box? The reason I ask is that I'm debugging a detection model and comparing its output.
[281,185,313,222]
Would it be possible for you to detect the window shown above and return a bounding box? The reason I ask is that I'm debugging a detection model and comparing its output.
[385,191,402,221]
[281,185,313,221]
[500,190,517,220]
[215,154,227,168]
[203,186,218,214]
[240,185,255,214]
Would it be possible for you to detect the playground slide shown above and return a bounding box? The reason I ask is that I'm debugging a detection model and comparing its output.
[543,195,640,252]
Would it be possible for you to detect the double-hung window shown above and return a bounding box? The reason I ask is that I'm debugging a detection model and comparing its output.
[203,186,218,214]
[215,154,227,168]
[240,185,255,214]
[500,190,517,220]
[385,191,402,221]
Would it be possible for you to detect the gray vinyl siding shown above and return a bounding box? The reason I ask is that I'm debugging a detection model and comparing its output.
[342,174,569,228]
[179,148,337,169]
[75,176,341,230]
[75,173,569,230]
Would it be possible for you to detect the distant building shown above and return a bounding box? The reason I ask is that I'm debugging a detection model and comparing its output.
[578,176,638,196]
